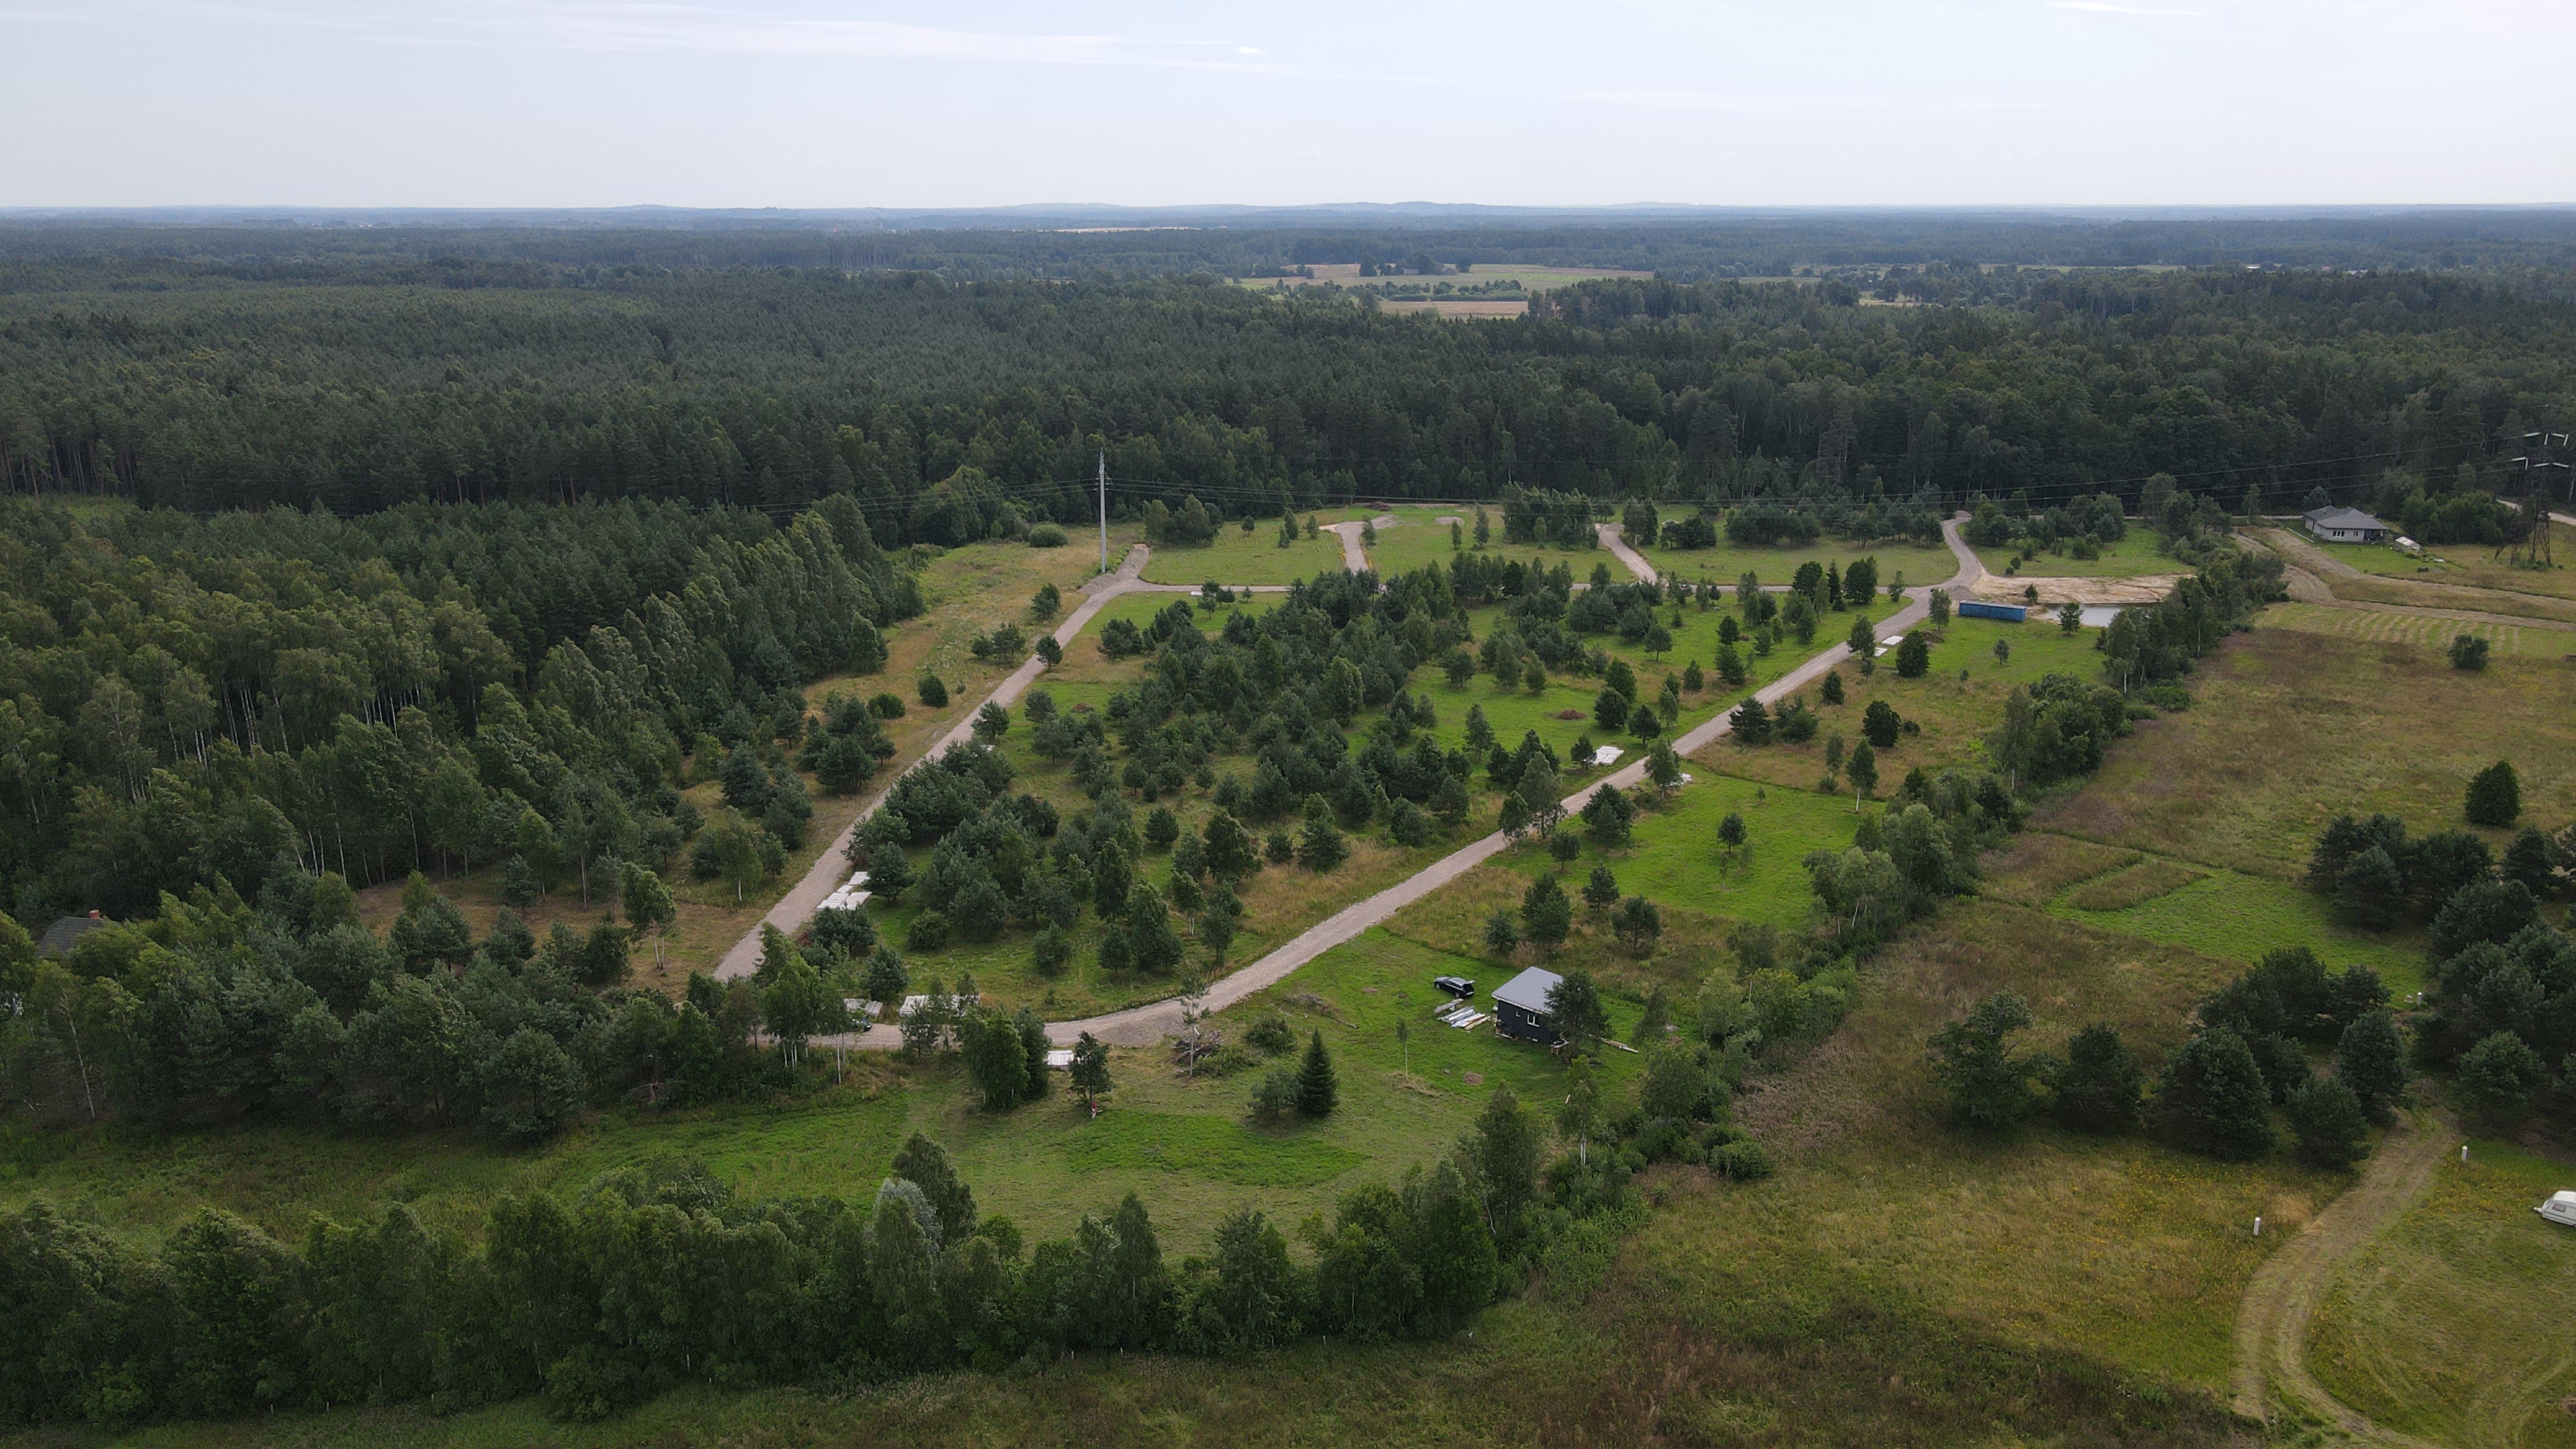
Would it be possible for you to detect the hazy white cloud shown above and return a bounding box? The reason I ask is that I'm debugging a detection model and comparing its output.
[2047,1,2201,14]
[3,0,2571,206]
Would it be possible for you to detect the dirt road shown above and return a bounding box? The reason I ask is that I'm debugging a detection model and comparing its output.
[2230,1107,2452,1444]
[714,545,1162,981]
[1596,522,1658,584]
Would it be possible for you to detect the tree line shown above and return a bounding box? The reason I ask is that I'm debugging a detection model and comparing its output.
[0,494,918,922]
[6,258,2570,535]
[0,1074,1703,1433]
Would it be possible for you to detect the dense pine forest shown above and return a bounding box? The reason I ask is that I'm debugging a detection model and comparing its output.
[3,247,2573,530]
[0,495,917,922]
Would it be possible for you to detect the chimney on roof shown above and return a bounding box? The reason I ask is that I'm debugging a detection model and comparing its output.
[88,909,100,920]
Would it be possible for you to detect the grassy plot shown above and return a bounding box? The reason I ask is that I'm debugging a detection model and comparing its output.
[1376,775,1877,1002]
[1696,614,2108,793]
[2038,625,2576,882]
[2307,1136,2576,1448]
[2262,600,2568,657]
[2032,839,2429,997]
[1631,535,1960,594]
[1135,517,1354,585]
[2311,522,2576,600]
[1664,885,2333,1398]
[1362,506,1610,581]
[1972,535,2185,579]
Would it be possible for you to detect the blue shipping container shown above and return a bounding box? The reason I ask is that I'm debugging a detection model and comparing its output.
[1957,601,2027,622]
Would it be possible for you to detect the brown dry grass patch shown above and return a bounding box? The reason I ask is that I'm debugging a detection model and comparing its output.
[1975,831,2134,908]
[2034,625,2576,880]
[2063,857,2206,912]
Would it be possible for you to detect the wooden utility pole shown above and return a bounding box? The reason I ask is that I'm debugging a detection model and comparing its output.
[1097,451,1109,574]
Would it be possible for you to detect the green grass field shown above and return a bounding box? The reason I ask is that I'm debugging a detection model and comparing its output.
[1135,518,1356,585]
[2038,624,2576,881]
[2307,1136,2576,1447]
[1361,504,1613,581]
[2262,600,2571,657]
[1698,614,2110,793]
[2309,522,2576,601]
[1971,535,2182,579]
[2031,835,2428,996]
[1633,535,1960,594]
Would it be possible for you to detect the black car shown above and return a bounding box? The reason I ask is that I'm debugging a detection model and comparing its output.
[1433,975,1475,999]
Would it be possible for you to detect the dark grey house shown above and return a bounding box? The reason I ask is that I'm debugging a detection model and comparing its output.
[35,911,106,961]
[1492,966,1564,1044]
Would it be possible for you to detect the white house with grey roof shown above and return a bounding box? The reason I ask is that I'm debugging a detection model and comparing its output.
[2303,506,2391,544]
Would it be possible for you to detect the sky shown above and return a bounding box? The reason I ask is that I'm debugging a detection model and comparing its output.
[5,0,2571,209]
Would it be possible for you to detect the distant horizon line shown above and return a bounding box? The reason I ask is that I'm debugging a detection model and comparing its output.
[5,200,2575,226]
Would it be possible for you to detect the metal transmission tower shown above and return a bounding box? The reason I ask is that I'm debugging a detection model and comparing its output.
[2508,430,2570,568]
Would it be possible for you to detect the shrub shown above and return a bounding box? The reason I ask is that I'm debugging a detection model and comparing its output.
[1707,1139,1774,1180]
[2054,1023,2143,1133]
[1027,522,1068,547]
[2448,632,2490,670]
[2286,1079,2369,1168]
[1032,926,1073,976]
[1862,699,1902,748]
[870,692,907,719]
[1249,1067,1298,1123]
[2465,759,2521,827]
[1894,631,1930,678]
[2157,1028,2274,1160]
[1245,1012,1295,1054]
[906,910,951,952]
[917,674,949,707]
[2457,1030,2544,1117]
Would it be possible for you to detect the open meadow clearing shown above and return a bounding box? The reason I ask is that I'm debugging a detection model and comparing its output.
[1631,533,1959,594]
[2306,1137,2576,1448]
[1971,533,2192,579]
[2038,623,2576,880]
[1133,512,1361,585]
[1358,503,1614,580]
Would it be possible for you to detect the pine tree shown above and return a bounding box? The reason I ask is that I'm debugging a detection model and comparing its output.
[1070,1031,1112,1108]
[2286,1078,2369,1168]
[2334,1009,2406,1123]
[1296,1030,1338,1118]
[2054,1023,2143,1133]
[2465,759,2521,828]
[2158,1028,2275,1160]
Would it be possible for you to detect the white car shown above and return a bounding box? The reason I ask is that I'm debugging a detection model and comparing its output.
[2537,1191,2576,1227]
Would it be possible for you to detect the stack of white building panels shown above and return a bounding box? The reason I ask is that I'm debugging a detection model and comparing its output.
[819,869,871,913]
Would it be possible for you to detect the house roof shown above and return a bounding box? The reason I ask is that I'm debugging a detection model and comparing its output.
[1493,966,1564,1015]
[2304,506,2387,532]
[35,913,106,960]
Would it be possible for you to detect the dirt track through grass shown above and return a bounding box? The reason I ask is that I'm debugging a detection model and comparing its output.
[2230,1105,2452,1444]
